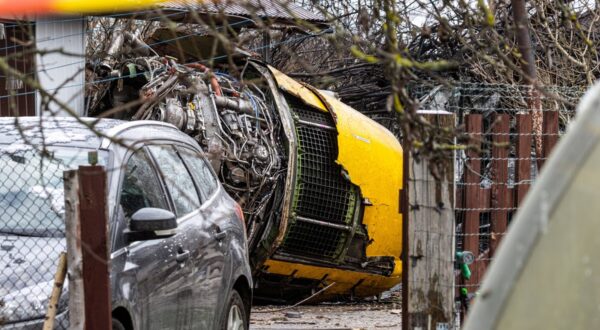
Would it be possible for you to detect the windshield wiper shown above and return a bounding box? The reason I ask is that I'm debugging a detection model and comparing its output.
[0,229,63,238]
[0,230,36,237]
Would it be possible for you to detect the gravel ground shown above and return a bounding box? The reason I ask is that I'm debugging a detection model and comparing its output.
[250,301,402,330]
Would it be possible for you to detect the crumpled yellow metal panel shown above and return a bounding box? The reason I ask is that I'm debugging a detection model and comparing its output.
[267,66,404,294]
[264,259,401,298]
[314,91,403,269]
[268,66,328,112]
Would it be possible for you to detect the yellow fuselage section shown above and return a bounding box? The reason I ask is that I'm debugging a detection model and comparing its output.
[265,67,403,298]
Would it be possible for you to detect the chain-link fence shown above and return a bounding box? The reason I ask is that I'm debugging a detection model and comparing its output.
[0,146,72,329]
[0,117,112,329]
[403,82,585,328]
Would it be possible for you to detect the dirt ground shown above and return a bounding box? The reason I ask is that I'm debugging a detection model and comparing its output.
[250,301,402,330]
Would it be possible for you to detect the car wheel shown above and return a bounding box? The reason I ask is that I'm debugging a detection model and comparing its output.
[220,290,248,330]
[113,318,127,330]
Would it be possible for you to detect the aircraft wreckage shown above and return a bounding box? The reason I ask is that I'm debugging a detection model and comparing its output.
[87,30,403,302]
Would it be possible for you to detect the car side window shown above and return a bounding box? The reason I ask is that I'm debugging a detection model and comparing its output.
[177,147,218,201]
[148,145,201,216]
[120,149,168,219]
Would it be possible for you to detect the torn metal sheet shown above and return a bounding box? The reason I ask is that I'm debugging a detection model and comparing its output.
[268,66,328,113]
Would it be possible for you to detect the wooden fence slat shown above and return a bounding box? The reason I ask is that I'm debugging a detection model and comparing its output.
[480,188,490,210]
[464,114,482,290]
[404,112,456,330]
[490,114,509,255]
[78,166,112,330]
[542,110,559,167]
[515,114,532,207]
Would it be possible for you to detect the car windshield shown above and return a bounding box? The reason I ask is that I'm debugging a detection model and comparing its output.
[0,145,107,237]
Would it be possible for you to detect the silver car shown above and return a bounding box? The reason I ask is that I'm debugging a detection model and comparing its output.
[0,117,252,330]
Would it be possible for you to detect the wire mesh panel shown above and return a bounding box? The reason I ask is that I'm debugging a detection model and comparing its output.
[279,96,359,261]
[0,148,74,328]
[280,220,348,259]
[294,126,355,224]
[0,117,114,329]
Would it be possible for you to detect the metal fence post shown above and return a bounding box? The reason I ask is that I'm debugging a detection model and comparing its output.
[401,142,410,330]
[78,165,112,330]
[64,169,85,329]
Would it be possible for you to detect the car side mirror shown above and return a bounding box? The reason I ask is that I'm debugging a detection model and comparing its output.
[126,207,177,242]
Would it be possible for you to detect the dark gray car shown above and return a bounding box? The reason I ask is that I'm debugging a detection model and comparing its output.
[0,117,252,330]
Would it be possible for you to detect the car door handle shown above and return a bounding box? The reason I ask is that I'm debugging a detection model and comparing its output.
[176,249,190,263]
[215,230,227,241]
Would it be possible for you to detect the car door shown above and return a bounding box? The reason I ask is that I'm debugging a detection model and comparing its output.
[146,144,209,328]
[113,147,192,330]
[176,146,228,328]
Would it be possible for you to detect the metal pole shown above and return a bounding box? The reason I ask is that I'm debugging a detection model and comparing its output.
[401,145,410,329]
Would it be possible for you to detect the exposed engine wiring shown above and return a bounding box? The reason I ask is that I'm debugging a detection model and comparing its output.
[88,47,284,241]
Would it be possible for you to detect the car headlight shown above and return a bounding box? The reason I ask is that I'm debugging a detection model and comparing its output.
[0,280,67,324]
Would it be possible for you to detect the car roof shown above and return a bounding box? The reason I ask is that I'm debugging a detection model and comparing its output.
[0,117,187,150]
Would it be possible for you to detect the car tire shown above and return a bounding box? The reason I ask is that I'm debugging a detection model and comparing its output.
[113,318,127,330]
[220,290,248,330]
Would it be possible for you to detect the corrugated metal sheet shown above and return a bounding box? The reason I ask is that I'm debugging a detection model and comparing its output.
[161,0,327,23]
